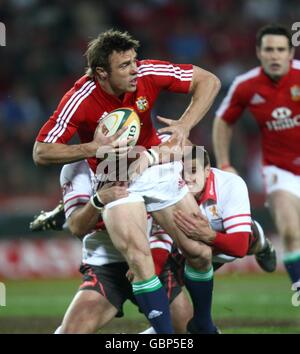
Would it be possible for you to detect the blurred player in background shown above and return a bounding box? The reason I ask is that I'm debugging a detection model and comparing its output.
[32,29,220,333]
[213,24,300,289]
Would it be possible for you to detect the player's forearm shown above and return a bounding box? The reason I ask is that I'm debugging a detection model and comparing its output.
[212,117,233,168]
[212,231,251,258]
[68,203,100,239]
[179,66,221,130]
[33,141,97,166]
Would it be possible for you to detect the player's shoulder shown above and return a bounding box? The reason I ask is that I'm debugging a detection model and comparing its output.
[138,59,170,67]
[62,75,96,102]
[138,59,170,75]
[73,75,95,90]
[212,168,248,191]
[60,160,90,185]
[231,66,261,89]
[291,59,300,72]
[137,58,191,73]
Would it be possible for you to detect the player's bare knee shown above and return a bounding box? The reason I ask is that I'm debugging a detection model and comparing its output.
[122,239,154,279]
[186,245,212,270]
[127,243,152,266]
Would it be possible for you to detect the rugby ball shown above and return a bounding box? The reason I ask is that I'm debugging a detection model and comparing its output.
[101,107,140,146]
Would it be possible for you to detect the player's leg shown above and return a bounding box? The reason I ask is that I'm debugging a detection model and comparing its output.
[152,192,217,333]
[268,190,300,285]
[170,290,193,334]
[103,202,173,333]
[139,254,193,335]
[57,262,133,334]
[103,202,153,279]
[58,290,118,334]
[139,290,192,334]
[30,201,66,231]
[152,192,208,262]
[248,220,277,272]
[159,257,193,334]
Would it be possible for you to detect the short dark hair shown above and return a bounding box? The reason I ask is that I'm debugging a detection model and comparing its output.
[256,24,293,48]
[85,29,140,77]
[184,145,210,168]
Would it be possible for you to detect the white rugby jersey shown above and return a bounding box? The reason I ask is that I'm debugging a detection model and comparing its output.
[60,160,170,266]
[197,168,252,234]
[150,168,252,255]
[148,218,173,254]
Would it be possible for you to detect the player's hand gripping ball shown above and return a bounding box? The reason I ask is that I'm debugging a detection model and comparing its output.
[101,107,140,146]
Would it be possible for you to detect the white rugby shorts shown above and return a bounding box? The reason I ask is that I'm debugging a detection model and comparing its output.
[105,161,189,212]
[262,165,300,198]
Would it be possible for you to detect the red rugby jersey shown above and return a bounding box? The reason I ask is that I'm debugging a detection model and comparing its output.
[216,60,300,175]
[36,60,193,172]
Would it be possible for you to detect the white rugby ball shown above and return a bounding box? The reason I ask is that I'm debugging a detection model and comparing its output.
[101,107,140,146]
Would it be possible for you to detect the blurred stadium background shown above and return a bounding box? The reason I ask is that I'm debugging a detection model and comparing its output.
[0,0,299,333]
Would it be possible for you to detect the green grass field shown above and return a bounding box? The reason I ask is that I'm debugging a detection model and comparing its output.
[0,272,299,334]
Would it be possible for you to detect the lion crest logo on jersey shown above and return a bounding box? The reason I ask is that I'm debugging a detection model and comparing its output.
[290,85,300,101]
[135,96,149,112]
[209,205,219,218]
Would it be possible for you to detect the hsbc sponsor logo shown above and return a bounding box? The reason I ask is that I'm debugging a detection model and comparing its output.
[266,107,300,131]
[271,107,292,120]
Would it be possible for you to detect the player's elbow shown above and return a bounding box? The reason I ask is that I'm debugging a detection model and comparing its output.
[68,222,86,240]
[209,73,221,93]
[192,66,221,95]
[33,142,50,166]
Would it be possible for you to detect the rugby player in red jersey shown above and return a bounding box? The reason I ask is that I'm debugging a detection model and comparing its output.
[213,24,300,289]
[33,29,220,333]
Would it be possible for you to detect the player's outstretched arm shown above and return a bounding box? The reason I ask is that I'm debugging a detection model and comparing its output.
[33,124,130,166]
[158,66,221,145]
[212,116,238,174]
[68,183,128,238]
[33,140,98,166]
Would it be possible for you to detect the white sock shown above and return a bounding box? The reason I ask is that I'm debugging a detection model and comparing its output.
[139,326,157,334]
[254,220,266,250]
[54,325,62,334]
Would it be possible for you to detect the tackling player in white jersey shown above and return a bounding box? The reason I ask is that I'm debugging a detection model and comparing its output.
[31,147,275,334]
[138,146,276,334]
[171,146,276,333]
[53,160,192,334]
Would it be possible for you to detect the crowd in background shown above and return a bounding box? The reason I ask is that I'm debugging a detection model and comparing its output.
[0,0,299,200]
